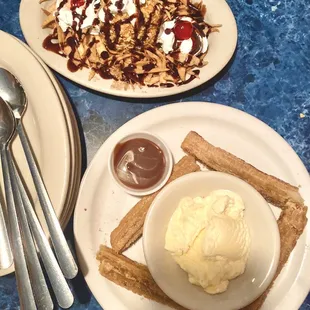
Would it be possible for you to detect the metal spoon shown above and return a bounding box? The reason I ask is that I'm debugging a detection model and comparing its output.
[6,152,53,310]
[0,97,36,309]
[0,68,78,279]
[12,159,74,309]
[0,98,13,270]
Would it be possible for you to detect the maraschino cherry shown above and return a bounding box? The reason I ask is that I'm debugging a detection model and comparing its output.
[71,0,85,8]
[174,21,193,40]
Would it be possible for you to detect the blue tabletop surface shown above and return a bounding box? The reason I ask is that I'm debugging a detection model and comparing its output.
[0,0,310,309]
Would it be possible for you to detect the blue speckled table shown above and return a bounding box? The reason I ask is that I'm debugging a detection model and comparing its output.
[0,0,310,309]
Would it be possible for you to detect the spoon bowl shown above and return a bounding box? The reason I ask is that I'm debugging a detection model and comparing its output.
[0,68,27,119]
[0,96,16,146]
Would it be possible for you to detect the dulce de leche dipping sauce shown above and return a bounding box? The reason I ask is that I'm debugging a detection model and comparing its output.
[113,138,166,190]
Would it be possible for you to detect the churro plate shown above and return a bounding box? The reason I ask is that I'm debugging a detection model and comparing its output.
[19,0,237,98]
[74,102,310,310]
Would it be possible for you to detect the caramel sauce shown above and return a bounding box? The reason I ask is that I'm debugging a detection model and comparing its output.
[142,63,155,71]
[96,66,113,79]
[190,31,202,55]
[43,35,65,56]
[100,51,109,59]
[58,0,67,10]
[115,0,124,11]
[67,60,80,72]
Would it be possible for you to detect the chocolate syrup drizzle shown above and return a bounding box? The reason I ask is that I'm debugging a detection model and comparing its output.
[43,0,210,86]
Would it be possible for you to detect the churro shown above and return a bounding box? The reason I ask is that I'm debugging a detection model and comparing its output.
[181,131,304,208]
[243,201,307,310]
[96,245,188,310]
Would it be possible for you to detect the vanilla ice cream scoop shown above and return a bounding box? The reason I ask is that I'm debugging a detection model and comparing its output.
[165,190,251,294]
[203,215,250,260]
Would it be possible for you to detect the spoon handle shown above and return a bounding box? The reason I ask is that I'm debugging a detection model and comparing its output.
[0,147,37,310]
[7,152,53,310]
[13,158,74,309]
[0,197,13,269]
[17,122,78,279]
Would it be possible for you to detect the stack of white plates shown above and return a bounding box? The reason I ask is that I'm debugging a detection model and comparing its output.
[0,30,81,277]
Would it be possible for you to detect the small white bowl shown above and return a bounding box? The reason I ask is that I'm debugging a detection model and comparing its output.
[108,132,173,196]
[143,171,280,310]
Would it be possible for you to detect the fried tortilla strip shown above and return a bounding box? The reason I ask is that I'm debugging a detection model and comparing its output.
[88,69,96,81]
[177,66,186,81]
[42,13,56,28]
[110,155,200,253]
[135,68,169,74]
[41,8,51,15]
[97,245,188,310]
[243,201,307,310]
[181,131,304,208]
[46,0,57,13]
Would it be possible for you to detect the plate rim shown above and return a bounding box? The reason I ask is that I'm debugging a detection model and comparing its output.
[21,43,83,228]
[19,0,238,98]
[0,30,71,213]
[73,101,310,310]
[10,34,83,229]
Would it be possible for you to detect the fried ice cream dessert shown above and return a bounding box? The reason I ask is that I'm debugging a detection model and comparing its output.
[41,0,221,88]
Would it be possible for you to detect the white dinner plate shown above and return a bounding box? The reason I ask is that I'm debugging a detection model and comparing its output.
[74,102,310,310]
[19,0,237,98]
[0,31,72,276]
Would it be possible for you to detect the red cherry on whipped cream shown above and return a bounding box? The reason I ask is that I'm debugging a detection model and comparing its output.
[71,0,85,8]
[174,21,193,40]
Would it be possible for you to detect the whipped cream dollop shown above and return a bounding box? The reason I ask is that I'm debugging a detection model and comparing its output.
[165,190,251,294]
[109,0,136,16]
[55,0,73,32]
[55,0,146,33]
[158,20,176,54]
[158,16,209,56]
[55,0,103,32]
[109,0,145,25]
